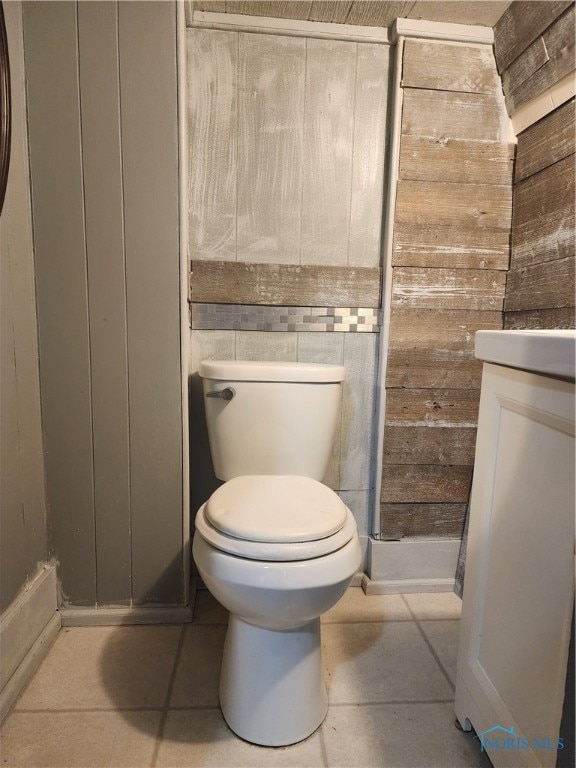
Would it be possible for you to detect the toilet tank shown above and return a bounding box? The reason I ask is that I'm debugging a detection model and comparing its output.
[199,360,345,481]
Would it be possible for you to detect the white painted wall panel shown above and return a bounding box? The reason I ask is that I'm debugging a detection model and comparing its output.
[301,38,356,265]
[187,28,237,260]
[237,33,305,263]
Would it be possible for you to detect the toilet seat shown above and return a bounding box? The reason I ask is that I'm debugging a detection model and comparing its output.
[196,476,357,562]
[205,475,347,543]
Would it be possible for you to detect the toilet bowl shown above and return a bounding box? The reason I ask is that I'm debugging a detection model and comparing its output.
[193,475,361,746]
[193,360,361,746]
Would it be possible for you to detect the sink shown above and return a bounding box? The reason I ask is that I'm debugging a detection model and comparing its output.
[475,329,576,380]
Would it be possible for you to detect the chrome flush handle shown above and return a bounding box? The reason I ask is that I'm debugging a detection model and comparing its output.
[206,387,236,401]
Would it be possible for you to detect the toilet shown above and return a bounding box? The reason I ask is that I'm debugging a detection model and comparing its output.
[192,360,362,747]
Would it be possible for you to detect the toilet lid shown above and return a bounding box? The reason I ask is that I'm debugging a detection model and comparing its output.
[205,475,347,543]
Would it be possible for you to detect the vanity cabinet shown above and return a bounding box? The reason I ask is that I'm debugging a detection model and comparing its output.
[455,331,575,768]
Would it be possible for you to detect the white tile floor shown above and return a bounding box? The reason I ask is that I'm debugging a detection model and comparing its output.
[0,588,492,768]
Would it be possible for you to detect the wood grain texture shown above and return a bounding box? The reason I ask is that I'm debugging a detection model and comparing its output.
[308,0,352,22]
[187,28,237,260]
[402,40,500,95]
[392,267,506,311]
[301,38,356,265]
[501,34,548,97]
[341,333,378,490]
[348,43,390,267]
[381,465,473,503]
[504,307,575,330]
[297,333,345,490]
[386,308,503,389]
[190,259,381,306]
[385,389,480,426]
[514,99,575,183]
[78,1,131,605]
[408,1,512,27]
[389,307,503,349]
[504,5,575,113]
[346,0,413,26]
[380,502,467,539]
[505,256,575,312]
[395,180,512,230]
[393,223,510,270]
[386,347,484,389]
[401,89,507,142]
[237,33,305,263]
[399,136,514,186]
[493,0,572,73]
[383,426,477,465]
[511,154,575,269]
[392,224,510,269]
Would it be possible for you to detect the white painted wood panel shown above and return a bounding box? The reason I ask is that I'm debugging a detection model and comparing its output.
[341,333,378,490]
[297,333,345,489]
[348,43,390,267]
[187,28,237,260]
[235,330,298,360]
[237,33,305,263]
[301,38,356,265]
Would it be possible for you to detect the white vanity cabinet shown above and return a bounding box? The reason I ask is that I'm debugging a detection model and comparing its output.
[455,330,575,768]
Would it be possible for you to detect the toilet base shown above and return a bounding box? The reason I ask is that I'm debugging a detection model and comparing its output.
[219,615,328,747]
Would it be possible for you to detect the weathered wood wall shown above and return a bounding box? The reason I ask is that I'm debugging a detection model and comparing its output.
[494,1,574,115]
[187,27,390,547]
[380,38,513,540]
[493,2,576,330]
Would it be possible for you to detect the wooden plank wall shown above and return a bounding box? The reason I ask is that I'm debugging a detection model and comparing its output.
[494,1,574,115]
[493,2,575,330]
[188,29,390,271]
[23,1,184,608]
[380,39,513,540]
[187,29,390,540]
[190,1,513,28]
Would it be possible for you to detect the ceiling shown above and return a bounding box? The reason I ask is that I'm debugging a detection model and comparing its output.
[193,1,514,29]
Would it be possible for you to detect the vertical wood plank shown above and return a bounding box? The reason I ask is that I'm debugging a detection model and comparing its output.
[237,33,305,263]
[301,38,356,265]
[23,0,96,606]
[348,43,390,267]
[235,331,298,361]
[297,333,345,490]
[119,1,183,605]
[78,1,131,605]
[341,333,377,491]
[187,28,237,260]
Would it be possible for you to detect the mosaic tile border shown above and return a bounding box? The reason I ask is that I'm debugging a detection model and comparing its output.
[191,303,381,333]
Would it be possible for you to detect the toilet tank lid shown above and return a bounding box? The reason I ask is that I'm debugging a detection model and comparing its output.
[199,360,345,383]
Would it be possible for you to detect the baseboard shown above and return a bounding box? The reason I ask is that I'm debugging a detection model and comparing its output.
[60,606,194,626]
[0,564,60,722]
[364,538,460,594]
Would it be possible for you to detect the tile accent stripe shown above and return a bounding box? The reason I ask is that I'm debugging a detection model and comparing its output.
[191,303,381,333]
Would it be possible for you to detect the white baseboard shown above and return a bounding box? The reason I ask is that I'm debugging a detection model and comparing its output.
[0,564,60,722]
[59,605,194,627]
[363,538,460,594]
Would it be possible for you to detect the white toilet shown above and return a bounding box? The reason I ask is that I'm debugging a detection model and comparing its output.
[193,360,362,747]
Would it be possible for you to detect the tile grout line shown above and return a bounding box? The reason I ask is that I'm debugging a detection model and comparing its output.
[150,624,187,768]
[399,595,457,692]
